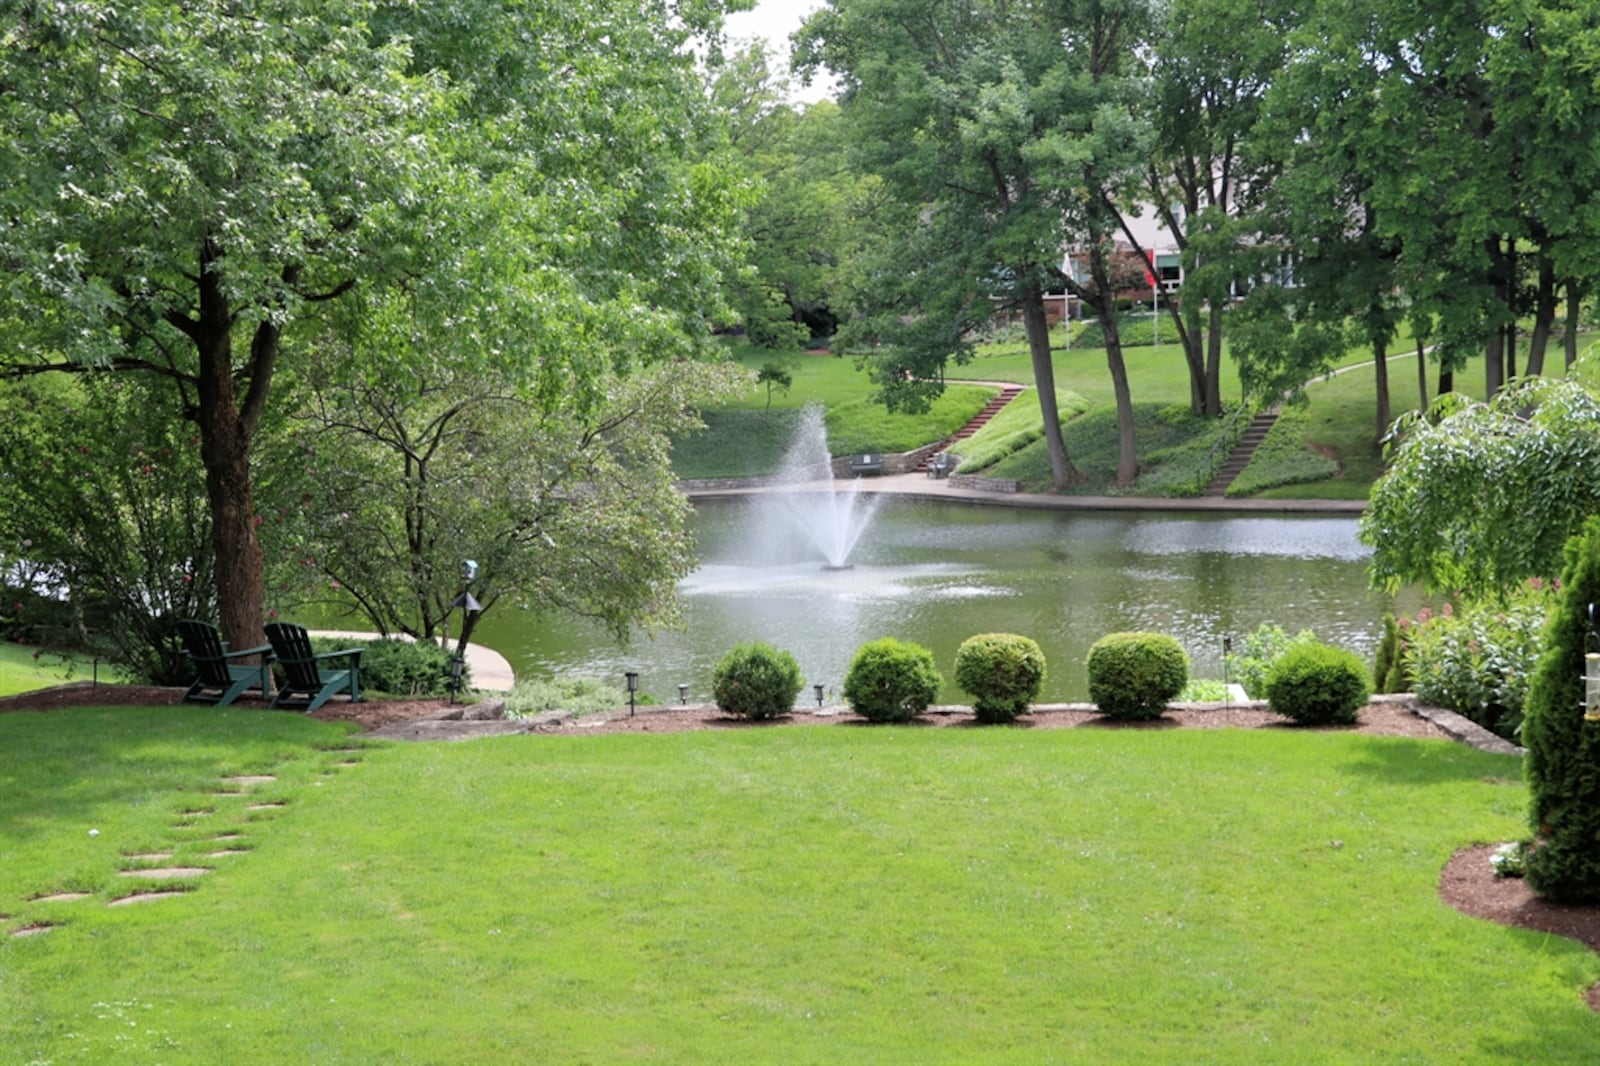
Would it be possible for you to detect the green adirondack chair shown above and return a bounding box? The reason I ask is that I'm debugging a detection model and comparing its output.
[264,623,363,712]
[177,619,273,707]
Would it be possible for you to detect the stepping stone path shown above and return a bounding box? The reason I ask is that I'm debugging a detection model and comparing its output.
[9,764,365,935]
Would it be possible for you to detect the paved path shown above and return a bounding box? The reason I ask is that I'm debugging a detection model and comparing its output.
[686,470,1368,514]
[310,630,515,692]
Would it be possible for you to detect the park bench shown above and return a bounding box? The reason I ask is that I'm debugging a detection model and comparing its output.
[850,454,884,477]
[926,452,952,478]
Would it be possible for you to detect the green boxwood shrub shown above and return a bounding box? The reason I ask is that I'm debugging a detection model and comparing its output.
[712,642,805,720]
[1086,632,1189,720]
[953,633,1046,723]
[843,637,942,723]
[1263,642,1370,726]
[1224,623,1319,699]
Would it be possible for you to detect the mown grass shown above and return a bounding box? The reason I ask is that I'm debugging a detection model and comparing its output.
[0,640,128,697]
[4,706,1595,1063]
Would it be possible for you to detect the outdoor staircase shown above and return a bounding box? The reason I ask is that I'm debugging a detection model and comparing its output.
[917,385,1025,472]
[1203,407,1280,497]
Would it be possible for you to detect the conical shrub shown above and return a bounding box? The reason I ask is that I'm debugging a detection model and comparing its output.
[1522,516,1600,902]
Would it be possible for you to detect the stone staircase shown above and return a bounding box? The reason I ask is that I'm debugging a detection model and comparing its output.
[917,385,1025,472]
[1202,407,1280,497]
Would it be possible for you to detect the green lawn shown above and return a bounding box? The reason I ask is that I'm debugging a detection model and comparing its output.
[0,640,127,697]
[4,706,1596,1063]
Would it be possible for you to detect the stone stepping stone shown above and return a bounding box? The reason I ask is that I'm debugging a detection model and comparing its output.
[207,849,250,858]
[220,775,277,786]
[211,833,245,842]
[121,852,173,862]
[33,892,92,903]
[246,802,285,811]
[109,890,189,906]
[10,923,56,938]
[117,867,211,880]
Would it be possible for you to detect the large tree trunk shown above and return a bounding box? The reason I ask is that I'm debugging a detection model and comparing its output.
[1021,289,1078,489]
[1373,336,1390,446]
[1566,279,1583,370]
[1087,244,1137,485]
[1415,335,1429,410]
[1525,259,1556,378]
[188,237,269,660]
[1203,304,1225,416]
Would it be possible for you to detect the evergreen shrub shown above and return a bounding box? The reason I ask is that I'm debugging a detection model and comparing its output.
[1263,642,1370,726]
[953,633,1046,723]
[1086,632,1188,720]
[843,637,942,723]
[712,642,805,720]
[312,636,462,697]
[1522,517,1600,902]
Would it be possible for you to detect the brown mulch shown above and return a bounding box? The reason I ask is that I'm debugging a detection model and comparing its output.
[5,682,1597,1003]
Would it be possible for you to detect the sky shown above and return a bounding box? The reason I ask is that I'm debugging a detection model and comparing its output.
[722,0,836,103]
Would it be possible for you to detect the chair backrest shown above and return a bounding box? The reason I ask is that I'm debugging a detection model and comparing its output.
[177,619,232,683]
[264,622,320,687]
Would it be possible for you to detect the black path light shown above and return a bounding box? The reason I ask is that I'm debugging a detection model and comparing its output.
[1222,636,1233,710]
[447,560,481,705]
[678,683,689,705]
[626,671,639,717]
[814,683,825,708]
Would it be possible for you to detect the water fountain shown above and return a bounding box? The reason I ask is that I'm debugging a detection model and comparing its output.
[747,405,883,571]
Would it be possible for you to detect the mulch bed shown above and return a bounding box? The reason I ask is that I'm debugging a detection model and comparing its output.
[4,681,1597,1006]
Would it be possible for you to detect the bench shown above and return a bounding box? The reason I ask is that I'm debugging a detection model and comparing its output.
[925,452,952,478]
[849,454,884,477]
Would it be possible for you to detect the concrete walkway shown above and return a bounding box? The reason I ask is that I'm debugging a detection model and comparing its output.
[310,630,515,692]
[685,469,1369,514]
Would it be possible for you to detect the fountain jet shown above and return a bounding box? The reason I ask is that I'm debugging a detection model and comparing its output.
[748,405,882,571]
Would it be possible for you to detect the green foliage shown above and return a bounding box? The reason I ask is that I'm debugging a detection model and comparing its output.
[321,637,463,698]
[1523,517,1600,902]
[952,633,1047,724]
[1070,314,1163,350]
[1178,678,1230,702]
[1372,613,1410,694]
[1362,379,1600,599]
[1085,632,1189,720]
[712,642,806,720]
[1225,624,1319,699]
[948,390,1090,473]
[1404,587,1554,740]
[0,375,214,684]
[503,676,628,719]
[756,362,795,409]
[1264,642,1371,726]
[990,403,1235,496]
[1226,406,1340,497]
[842,637,942,723]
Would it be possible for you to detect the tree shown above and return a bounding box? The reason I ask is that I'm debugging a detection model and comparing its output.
[1360,377,1600,601]
[266,359,750,651]
[797,0,1157,488]
[1521,517,1600,903]
[0,0,744,655]
[0,374,216,683]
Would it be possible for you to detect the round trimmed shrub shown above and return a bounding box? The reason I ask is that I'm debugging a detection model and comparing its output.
[953,633,1046,724]
[1086,632,1189,721]
[1264,641,1371,726]
[843,637,942,723]
[712,642,805,720]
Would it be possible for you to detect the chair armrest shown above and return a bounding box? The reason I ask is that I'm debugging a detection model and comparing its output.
[313,648,364,666]
[221,643,273,661]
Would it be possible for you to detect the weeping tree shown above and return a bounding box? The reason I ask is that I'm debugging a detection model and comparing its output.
[1522,517,1600,902]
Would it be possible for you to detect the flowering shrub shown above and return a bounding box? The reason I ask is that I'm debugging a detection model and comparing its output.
[1404,582,1555,740]
[1491,842,1527,879]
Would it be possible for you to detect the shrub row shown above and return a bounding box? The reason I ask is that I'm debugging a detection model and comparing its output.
[710,628,1370,726]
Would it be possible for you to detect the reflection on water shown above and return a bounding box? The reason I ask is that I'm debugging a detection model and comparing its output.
[472,499,1416,703]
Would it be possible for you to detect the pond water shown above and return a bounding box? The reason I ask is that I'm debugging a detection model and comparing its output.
[471,497,1419,704]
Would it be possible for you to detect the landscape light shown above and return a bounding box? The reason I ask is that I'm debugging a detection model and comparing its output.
[626,671,639,717]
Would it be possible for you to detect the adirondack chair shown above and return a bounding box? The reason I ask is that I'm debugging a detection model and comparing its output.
[264,623,363,712]
[177,619,273,707]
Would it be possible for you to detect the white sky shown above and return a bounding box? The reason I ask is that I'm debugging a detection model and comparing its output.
[722,0,836,103]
